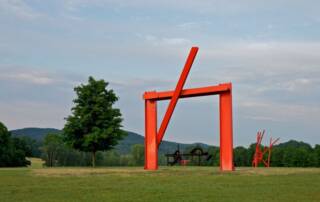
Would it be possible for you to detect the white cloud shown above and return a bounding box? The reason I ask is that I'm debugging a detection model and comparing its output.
[0,66,84,86]
[201,41,320,68]
[145,35,191,46]
[239,99,320,123]
[177,21,212,30]
[162,38,191,45]
[1,71,54,85]
[0,0,42,20]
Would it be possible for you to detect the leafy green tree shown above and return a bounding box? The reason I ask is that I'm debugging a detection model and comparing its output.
[41,133,64,167]
[0,122,30,167]
[63,76,126,167]
[40,133,93,167]
[207,146,220,166]
[270,147,285,167]
[247,143,257,166]
[98,150,121,166]
[158,154,167,166]
[119,155,131,166]
[0,122,11,166]
[234,146,248,166]
[314,145,320,167]
[57,149,92,166]
[130,144,144,166]
[17,136,42,157]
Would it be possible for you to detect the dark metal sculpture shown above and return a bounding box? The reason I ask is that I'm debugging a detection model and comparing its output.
[165,145,212,166]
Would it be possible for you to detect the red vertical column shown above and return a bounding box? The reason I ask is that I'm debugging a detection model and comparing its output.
[144,99,158,170]
[219,85,234,171]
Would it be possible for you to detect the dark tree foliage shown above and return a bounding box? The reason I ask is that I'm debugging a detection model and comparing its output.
[130,144,144,166]
[15,136,42,157]
[315,145,320,166]
[234,146,249,166]
[40,133,92,167]
[0,122,30,167]
[41,133,63,167]
[177,140,320,168]
[232,140,320,167]
[63,76,126,167]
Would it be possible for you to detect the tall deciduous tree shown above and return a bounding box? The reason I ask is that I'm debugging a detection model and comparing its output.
[63,77,126,167]
[130,144,145,166]
[41,133,64,167]
[0,122,30,167]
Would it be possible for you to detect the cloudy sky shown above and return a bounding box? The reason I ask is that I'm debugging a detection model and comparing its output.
[0,0,319,146]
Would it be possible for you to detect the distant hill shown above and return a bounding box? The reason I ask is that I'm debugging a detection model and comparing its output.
[275,140,313,150]
[11,128,61,141]
[10,128,211,155]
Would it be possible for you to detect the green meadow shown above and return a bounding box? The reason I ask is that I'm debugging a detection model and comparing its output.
[0,159,319,202]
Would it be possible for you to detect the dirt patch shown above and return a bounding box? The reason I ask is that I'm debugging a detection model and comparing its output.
[32,167,146,177]
[235,167,320,176]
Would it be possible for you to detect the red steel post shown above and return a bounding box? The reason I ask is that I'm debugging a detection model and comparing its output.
[219,85,234,171]
[144,99,158,170]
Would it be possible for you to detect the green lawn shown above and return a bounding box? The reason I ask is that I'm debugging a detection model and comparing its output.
[0,163,319,202]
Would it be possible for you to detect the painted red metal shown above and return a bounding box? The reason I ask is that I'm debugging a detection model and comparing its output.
[157,47,198,145]
[267,137,280,167]
[219,91,234,171]
[252,130,265,167]
[252,130,279,167]
[143,84,231,100]
[144,99,158,170]
[143,47,234,171]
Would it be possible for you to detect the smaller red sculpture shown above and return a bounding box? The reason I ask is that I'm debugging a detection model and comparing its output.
[252,130,279,168]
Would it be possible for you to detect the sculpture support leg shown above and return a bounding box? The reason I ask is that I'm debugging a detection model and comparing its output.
[144,100,158,170]
[219,91,234,171]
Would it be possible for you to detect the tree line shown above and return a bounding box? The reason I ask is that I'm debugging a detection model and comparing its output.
[164,142,320,167]
[38,132,144,167]
[233,141,320,167]
[2,123,320,167]
[39,132,320,167]
[1,76,319,168]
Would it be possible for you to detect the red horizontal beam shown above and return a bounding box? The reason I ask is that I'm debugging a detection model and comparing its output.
[143,83,231,101]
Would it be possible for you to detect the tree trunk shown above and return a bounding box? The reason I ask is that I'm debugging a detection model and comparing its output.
[47,152,50,167]
[92,151,96,167]
[50,151,53,167]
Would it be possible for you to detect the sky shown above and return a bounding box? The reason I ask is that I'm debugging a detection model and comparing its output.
[0,0,319,146]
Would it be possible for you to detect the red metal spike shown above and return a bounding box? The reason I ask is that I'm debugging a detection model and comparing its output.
[156,47,199,145]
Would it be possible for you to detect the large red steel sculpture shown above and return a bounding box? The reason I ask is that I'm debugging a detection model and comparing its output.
[143,47,234,171]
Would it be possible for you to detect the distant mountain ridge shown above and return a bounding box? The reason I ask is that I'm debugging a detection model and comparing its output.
[11,128,211,155]
[11,128,61,141]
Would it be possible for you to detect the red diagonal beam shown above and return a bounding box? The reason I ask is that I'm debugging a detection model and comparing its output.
[156,47,199,146]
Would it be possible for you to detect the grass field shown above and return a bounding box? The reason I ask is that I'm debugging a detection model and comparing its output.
[0,160,319,202]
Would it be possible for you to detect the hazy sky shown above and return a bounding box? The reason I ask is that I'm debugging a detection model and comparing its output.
[0,0,319,146]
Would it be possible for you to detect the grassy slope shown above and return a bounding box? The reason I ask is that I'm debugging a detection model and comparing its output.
[0,162,319,202]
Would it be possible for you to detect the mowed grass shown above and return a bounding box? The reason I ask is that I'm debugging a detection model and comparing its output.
[0,161,319,202]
